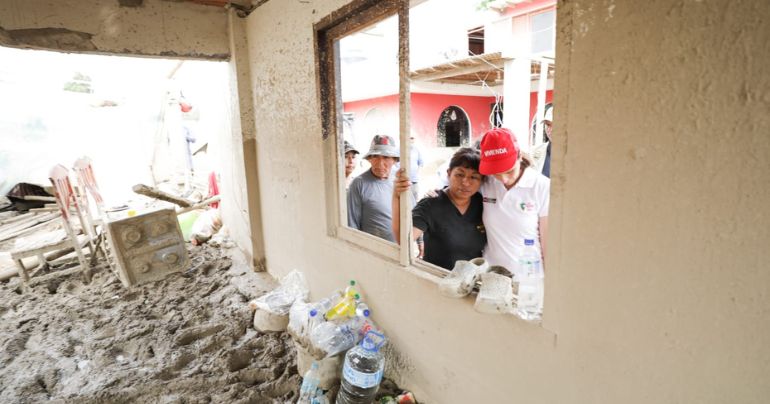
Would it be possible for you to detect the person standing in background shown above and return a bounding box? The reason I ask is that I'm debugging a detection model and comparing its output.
[408,135,424,201]
[347,135,400,242]
[343,140,359,190]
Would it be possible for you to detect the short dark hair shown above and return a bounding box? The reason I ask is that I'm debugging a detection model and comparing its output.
[449,147,481,172]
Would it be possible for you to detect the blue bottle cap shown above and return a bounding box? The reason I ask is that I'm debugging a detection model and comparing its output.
[524,239,535,246]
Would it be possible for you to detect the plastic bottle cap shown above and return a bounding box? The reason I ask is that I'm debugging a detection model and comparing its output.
[362,309,370,317]
[354,293,360,300]
[349,280,356,286]
[524,239,535,246]
[309,309,318,317]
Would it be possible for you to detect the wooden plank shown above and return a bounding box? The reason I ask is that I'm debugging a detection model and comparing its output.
[132,184,192,207]
[22,195,56,202]
[175,195,222,215]
[0,212,36,227]
[0,212,61,243]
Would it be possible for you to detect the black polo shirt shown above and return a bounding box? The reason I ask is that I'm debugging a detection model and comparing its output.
[412,189,486,270]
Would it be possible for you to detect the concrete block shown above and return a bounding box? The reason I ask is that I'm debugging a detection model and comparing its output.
[252,307,289,332]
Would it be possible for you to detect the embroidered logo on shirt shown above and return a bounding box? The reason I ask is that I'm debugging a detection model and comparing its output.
[519,201,536,212]
[483,197,497,204]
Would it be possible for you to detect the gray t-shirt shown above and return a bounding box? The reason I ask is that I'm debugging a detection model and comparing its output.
[347,170,395,242]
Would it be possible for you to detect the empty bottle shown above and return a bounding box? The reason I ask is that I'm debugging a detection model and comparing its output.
[354,302,370,318]
[298,362,321,404]
[515,239,544,320]
[309,289,344,318]
[336,331,386,404]
[325,282,361,320]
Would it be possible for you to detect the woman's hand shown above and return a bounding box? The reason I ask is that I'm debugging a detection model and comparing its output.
[393,168,411,196]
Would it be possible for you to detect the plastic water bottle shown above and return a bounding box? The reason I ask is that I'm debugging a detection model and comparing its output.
[298,362,321,404]
[515,239,544,320]
[336,331,386,404]
[354,302,370,318]
[309,290,344,318]
[310,315,365,358]
[325,281,360,320]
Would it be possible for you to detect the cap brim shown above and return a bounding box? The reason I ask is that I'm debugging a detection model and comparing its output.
[479,155,516,175]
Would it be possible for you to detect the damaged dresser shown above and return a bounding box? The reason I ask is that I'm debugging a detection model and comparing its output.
[105,208,189,287]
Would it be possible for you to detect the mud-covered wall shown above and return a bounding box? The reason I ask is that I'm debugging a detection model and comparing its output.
[244,0,770,402]
[222,12,266,269]
[0,0,229,59]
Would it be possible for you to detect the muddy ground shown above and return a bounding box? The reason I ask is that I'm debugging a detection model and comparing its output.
[0,244,305,403]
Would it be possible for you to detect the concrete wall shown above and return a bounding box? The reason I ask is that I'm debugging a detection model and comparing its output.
[243,0,770,402]
[0,0,229,59]
[222,12,266,269]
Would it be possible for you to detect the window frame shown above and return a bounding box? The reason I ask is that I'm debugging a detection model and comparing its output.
[315,0,408,265]
[315,0,484,280]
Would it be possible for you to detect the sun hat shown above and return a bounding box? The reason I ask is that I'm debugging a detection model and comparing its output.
[363,135,399,161]
[479,128,520,175]
[343,140,359,155]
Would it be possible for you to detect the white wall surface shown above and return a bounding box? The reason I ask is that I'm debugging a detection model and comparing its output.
[243,0,770,402]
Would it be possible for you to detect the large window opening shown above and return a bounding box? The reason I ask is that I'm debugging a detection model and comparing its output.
[0,46,229,208]
[318,0,557,321]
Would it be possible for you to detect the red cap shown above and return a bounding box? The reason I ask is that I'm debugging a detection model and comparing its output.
[180,102,192,113]
[479,127,520,175]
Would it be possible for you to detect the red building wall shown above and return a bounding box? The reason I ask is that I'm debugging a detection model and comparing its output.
[343,90,553,148]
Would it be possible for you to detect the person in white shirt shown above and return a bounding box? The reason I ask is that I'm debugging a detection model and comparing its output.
[478,128,550,276]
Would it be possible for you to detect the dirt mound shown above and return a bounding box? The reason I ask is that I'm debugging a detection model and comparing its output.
[0,244,301,403]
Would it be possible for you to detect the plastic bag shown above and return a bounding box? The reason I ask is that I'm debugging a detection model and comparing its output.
[253,270,309,315]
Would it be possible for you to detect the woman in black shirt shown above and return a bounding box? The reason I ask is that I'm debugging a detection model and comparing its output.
[392,148,486,270]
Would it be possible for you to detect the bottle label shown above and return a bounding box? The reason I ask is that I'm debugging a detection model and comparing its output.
[342,362,383,388]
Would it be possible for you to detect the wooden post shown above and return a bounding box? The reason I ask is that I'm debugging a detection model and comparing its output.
[398,0,411,267]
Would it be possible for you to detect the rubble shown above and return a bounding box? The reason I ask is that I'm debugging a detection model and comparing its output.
[0,244,303,403]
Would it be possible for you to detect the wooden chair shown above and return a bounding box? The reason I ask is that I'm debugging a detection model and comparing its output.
[73,157,116,276]
[10,165,94,283]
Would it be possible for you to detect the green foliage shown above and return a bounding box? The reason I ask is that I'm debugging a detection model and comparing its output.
[63,71,93,93]
[63,81,93,93]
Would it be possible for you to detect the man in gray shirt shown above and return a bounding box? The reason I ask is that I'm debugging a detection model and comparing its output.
[347,135,400,242]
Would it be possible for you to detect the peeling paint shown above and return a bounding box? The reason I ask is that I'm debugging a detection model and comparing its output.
[0,27,97,52]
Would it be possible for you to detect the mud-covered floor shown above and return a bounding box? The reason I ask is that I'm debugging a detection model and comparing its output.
[0,244,303,403]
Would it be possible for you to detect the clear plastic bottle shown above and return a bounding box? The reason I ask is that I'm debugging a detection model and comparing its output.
[515,239,544,320]
[298,362,321,404]
[310,315,366,358]
[336,331,386,404]
[309,289,344,318]
[325,281,360,320]
[354,302,370,318]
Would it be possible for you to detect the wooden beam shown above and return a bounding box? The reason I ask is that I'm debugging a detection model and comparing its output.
[132,184,192,207]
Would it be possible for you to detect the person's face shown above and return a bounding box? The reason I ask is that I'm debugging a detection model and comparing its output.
[544,120,553,140]
[492,160,521,188]
[368,155,397,179]
[447,166,482,199]
[345,151,357,177]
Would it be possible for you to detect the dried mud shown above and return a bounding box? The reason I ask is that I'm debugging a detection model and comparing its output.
[0,244,302,404]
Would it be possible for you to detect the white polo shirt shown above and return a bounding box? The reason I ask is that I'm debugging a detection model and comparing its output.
[481,167,550,275]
